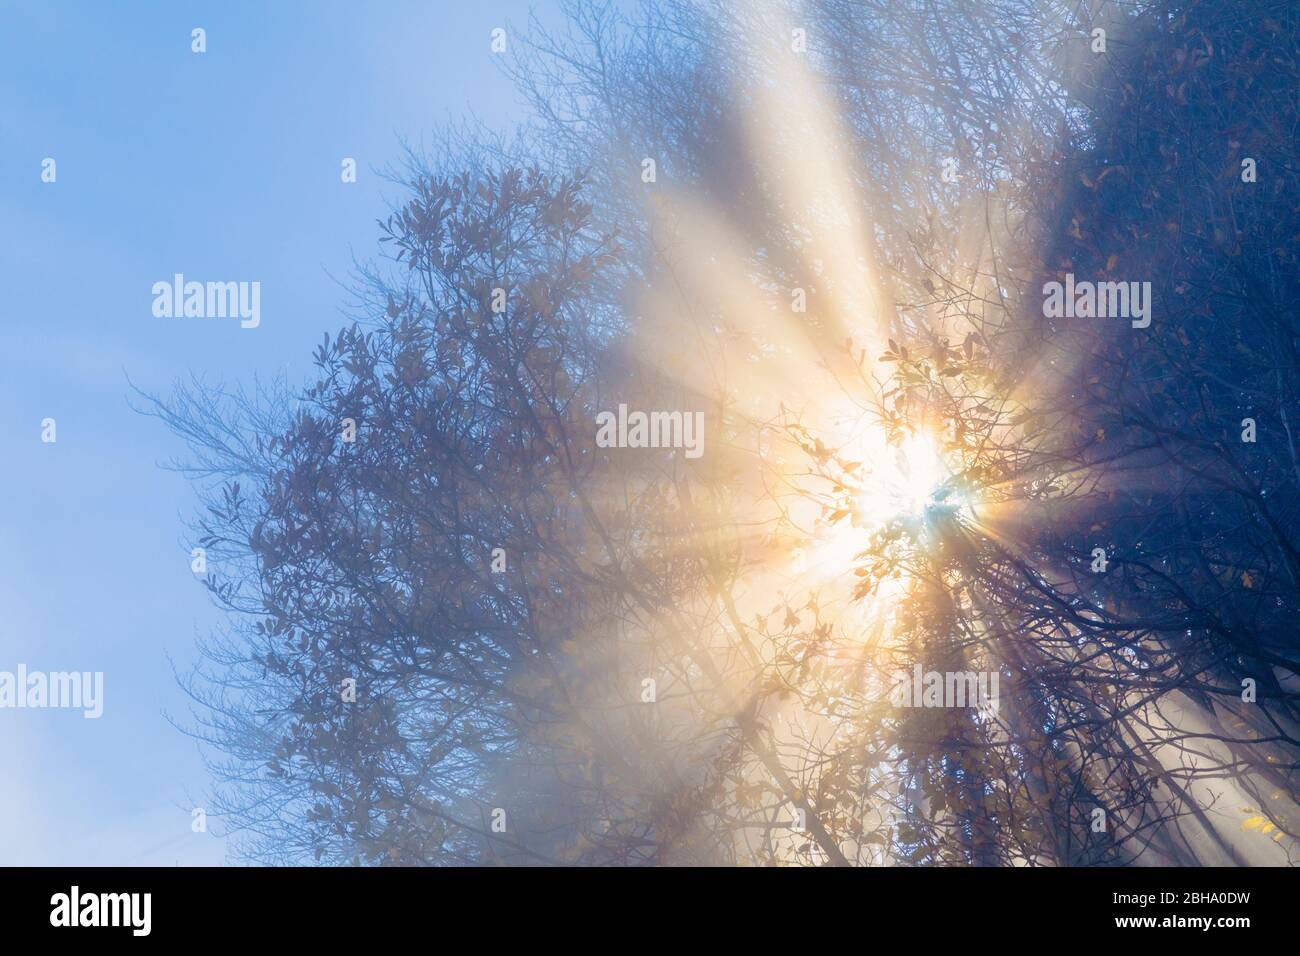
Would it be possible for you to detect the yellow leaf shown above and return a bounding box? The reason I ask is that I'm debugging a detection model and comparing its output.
[1242,571,1254,589]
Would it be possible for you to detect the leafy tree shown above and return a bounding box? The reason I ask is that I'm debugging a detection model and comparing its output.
[149,0,1300,865]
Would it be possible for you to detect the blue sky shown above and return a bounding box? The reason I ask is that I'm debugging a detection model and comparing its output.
[0,0,544,865]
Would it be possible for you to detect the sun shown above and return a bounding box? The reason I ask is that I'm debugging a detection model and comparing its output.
[794,424,972,591]
[873,431,951,518]
[841,421,969,524]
